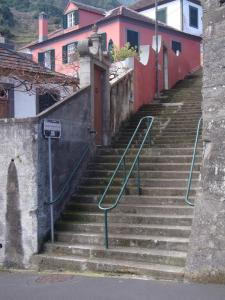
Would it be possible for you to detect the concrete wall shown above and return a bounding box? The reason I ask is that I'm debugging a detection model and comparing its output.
[185,0,225,283]
[0,86,94,268]
[110,69,134,137]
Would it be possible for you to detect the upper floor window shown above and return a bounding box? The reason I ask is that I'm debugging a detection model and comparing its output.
[189,6,198,28]
[38,50,55,71]
[67,12,75,28]
[63,10,80,29]
[157,8,167,24]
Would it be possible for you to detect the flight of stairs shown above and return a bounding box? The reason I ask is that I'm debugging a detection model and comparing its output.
[33,71,202,281]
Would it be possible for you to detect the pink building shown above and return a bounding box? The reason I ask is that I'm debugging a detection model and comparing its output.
[22,1,201,77]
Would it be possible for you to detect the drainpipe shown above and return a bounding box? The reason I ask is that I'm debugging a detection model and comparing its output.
[155,0,159,98]
[180,0,184,31]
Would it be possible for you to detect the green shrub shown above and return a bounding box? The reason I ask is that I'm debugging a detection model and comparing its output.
[111,43,138,62]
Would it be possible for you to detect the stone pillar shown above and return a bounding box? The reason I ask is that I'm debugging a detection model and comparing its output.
[185,0,225,283]
[78,28,111,146]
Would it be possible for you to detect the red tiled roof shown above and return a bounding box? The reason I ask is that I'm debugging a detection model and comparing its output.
[70,1,106,15]
[130,0,201,11]
[21,5,201,50]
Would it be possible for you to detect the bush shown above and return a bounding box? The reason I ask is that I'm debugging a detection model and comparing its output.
[111,43,138,62]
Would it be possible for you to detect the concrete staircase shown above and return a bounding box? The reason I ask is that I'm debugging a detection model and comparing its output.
[33,71,202,281]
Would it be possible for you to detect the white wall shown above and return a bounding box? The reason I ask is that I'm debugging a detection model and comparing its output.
[138,0,202,36]
[140,0,182,31]
[14,87,37,118]
[1,76,73,119]
[183,0,203,36]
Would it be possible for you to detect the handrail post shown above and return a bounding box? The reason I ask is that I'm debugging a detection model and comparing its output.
[148,119,151,147]
[185,117,202,206]
[123,157,127,195]
[104,210,109,249]
[136,156,141,195]
[48,137,54,243]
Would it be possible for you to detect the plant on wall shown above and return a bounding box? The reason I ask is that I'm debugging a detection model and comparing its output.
[111,43,138,62]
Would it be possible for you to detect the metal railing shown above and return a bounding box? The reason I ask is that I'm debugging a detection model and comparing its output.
[98,116,154,249]
[46,145,89,242]
[185,117,202,206]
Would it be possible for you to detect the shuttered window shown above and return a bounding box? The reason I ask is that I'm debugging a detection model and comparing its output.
[100,32,107,51]
[189,6,198,28]
[157,8,167,24]
[38,50,55,71]
[62,42,78,64]
[66,10,80,28]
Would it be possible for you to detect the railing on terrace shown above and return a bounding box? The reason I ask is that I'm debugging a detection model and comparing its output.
[98,116,154,249]
[185,116,203,206]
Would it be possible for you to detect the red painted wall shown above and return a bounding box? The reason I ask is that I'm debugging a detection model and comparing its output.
[32,20,121,75]
[133,41,200,111]
[134,48,156,111]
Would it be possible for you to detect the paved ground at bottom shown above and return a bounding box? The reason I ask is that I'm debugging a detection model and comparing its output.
[0,271,225,300]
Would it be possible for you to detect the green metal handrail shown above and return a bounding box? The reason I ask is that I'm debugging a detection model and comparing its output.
[98,116,154,248]
[46,145,89,205]
[185,116,202,206]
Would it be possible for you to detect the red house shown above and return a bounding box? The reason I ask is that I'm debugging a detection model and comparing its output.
[22,1,201,78]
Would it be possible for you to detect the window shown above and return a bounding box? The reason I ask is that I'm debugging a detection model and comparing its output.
[127,30,139,52]
[157,8,167,24]
[62,42,78,64]
[38,50,55,71]
[44,51,51,69]
[189,6,198,28]
[38,91,59,113]
[67,12,75,28]
[99,32,107,51]
[64,10,80,29]
[172,41,182,54]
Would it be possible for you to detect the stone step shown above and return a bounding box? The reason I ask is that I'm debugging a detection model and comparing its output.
[55,224,191,241]
[118,131,202,138]
[88,162,201,171]
[67,203,193,215]
[44,243,186,267]
[61,212,193,226]
[77,186,197,197]
[81,178,199,188]
[52,232,189,252]
[33,254,185,281]
[85,170,200,179]
[112,143,201,148]
[73,195,195,206]
[97,147,202,156]
[93,155,201,164]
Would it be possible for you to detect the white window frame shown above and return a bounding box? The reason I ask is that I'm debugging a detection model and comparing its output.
[44,51,51,69]
[67,43,76,63]
[67,12,75,28]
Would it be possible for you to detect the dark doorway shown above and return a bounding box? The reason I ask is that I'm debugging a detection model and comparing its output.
[0,88,9,118]
[38,91,59,113]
